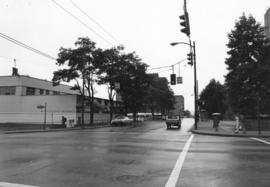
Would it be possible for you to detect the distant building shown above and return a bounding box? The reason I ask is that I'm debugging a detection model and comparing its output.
[169,95,185,116]
[265,8,270,38]
[0,68,117,125]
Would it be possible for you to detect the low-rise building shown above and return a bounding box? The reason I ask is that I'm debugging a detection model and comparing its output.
[265,8,270,38]
[169,95,185,116]
[0,68,115,125]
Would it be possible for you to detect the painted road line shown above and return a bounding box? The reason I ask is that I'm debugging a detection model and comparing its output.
[164,134,194,187]
[250,137,270,145]
[0,182,39,187]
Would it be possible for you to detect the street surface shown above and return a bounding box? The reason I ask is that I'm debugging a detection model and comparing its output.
[0,118,269,187]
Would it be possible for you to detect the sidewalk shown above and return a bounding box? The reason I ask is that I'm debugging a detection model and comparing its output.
[192,120,270,138]
[1,124,111,134]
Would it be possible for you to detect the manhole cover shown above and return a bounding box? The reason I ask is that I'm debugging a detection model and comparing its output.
[116,175,145,184]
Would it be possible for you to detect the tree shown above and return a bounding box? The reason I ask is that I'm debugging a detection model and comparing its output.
[183,110,191,117]
[225,14,270,116]
[199,79,227,117]
[116,52,149,121]
[95,46,124,122]
[52,37,101,127]
[143,74,175,117]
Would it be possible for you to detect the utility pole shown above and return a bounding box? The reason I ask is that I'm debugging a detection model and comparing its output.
[193,41,198,129]
[43,102,47,130]
[177,0,198,129]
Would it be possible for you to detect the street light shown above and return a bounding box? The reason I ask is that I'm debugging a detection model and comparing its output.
[170,42,190,46]
[170,41,198,129]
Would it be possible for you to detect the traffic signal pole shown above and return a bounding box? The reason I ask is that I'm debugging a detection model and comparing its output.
[171,0,199,129]
[193,41,198,129]
[170,41,198,129]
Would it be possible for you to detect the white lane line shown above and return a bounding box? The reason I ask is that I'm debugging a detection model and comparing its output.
[164,134,194,187]
[0,182,39,187]
[250,137,270,145]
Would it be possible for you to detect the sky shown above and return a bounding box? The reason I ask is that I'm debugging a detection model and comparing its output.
[0,0,269,112]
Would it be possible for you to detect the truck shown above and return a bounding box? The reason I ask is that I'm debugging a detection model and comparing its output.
[165,114,181,129]
[165,95,184,129]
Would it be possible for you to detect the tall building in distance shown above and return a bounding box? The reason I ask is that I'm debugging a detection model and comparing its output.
[264,8,270,38]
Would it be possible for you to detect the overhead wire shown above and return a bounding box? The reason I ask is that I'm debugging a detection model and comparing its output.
[148,65,172,71]
[158,68,173,74]
[69,0,120,44]
[51,0,113,46]
[0,32,56,61]
[148,58,187,71]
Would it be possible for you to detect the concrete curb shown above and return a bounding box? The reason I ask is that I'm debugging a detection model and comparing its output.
[3,125,112,134]
[191,130,270,138]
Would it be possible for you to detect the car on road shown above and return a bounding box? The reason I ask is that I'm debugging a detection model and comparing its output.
[166,115,181,129]
[111,116,133,126]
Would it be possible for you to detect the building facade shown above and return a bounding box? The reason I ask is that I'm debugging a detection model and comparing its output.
[265,8,270,38]
[172,95,185,115]
[0,71,114,125]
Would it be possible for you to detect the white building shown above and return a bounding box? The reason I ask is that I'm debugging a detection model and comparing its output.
[0,69,112,125]
[265,8,270,38]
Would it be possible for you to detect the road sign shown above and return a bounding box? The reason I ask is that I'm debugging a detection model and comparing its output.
[177,76,183,84]
[37,105,44,109]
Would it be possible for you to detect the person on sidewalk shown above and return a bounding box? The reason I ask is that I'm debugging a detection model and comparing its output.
[213,115,220,131]
[239,114,246,134]
[234,114,240,133]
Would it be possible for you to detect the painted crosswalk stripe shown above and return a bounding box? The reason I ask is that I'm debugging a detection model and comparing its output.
[164,134,194,187]
[251,137,270,145]
[0,182,38,187]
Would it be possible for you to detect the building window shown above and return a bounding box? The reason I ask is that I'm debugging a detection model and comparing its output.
[39,89,44,95]
[104,100,109,106]
[46,90,50,95]
[26,87,35,95]
[0,86,16,95]
[53,91,59,95]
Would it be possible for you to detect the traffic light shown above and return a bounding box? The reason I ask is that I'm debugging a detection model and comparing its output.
[170,74,176,85]
[179,11,190,36]
[187,52,193,66]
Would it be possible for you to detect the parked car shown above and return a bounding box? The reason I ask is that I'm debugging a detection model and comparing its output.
[111,116,133,126]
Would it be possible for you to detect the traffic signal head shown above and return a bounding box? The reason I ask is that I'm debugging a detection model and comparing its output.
[170,74,176,85]
[179,12,190,36]
[187,53,193,66]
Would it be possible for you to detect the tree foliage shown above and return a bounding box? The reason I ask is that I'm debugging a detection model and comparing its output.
[115,52,149,120]
[144,74,175,115]
[95,46,124,122]
[52,37,101,126]
[199,79,227,117]
[225,14,270,115]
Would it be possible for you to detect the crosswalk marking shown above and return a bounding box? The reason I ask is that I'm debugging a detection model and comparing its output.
[251,137,270,145]
[0,182,38,187]
[164,134,194,187]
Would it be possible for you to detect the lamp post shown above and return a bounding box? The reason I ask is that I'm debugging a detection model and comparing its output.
[170,41,198,129]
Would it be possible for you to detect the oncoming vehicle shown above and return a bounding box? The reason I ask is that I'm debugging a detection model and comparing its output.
[166,115,181,129]
[111,116,133,126]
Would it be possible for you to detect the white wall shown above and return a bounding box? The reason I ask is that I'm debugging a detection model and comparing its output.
[0,95,77,124]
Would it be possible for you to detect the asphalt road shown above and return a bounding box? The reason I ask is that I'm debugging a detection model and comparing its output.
[0,118,269,187]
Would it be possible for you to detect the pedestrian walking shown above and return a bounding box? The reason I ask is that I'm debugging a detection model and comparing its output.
[212,113,221,131]
[234,114,240,133]
[239,114,246,134]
